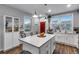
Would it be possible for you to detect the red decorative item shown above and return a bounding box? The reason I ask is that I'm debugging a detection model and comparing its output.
[40,21,45,33]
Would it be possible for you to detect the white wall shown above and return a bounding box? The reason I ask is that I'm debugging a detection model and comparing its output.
[0,5,31,51]
[73,11,79,27]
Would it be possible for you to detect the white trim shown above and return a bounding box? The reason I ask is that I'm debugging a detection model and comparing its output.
[71,13,74,32]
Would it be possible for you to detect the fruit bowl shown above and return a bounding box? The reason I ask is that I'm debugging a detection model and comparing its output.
[40,32,45,37]
[37,32,46,38]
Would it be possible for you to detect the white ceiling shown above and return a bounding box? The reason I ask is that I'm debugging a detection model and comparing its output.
[5,4,79,15]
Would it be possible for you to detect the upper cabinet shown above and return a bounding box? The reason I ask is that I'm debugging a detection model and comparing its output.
[5,17,12,32]
[14,17,19,32]
[5,16,20,32]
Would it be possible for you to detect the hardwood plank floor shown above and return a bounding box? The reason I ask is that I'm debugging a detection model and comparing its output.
[0,44,22,54]
[0,43,78,54]
[54,43,78,54]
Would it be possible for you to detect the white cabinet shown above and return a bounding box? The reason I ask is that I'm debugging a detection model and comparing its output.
[22,38,55,54]
[4,33,13,51]
[13,32,20,47]
[3,16,20,51]
[40,40,50,54]
[50,37,55,53]
[55,34,79,48]
[65,35,78,48]
[55,34,66,43]
[23,42,39,54]
[20,34,55,54]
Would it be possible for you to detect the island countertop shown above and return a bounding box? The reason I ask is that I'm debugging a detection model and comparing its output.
[19,34,55,48]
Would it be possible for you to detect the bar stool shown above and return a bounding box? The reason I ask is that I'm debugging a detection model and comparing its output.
[20,50,32,54]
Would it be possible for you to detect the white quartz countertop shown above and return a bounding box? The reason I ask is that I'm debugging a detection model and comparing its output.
[19,34,55,47]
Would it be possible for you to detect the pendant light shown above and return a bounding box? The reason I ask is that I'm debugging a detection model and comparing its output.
[32,10,38,18]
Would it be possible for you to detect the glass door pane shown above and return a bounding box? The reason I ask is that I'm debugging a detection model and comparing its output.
[24,16,31,32]
[5,17,12,32]
[14,18,19,32]
[34,17,39,34]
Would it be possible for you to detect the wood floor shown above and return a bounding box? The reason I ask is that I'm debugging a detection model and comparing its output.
[0,44,22,54]
[55,43,78,54]
[0,43,78,54]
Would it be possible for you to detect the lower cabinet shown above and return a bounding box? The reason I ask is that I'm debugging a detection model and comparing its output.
[40,40,50,54]
[3,32,20,51]
[50,37,55,54]
[4,33,13,51]
[23,42,39,54]
[66,35,78,48]
[13,32,20,47]
[22,40,51,54]
[55,34,79,48]
[22,37,55,54]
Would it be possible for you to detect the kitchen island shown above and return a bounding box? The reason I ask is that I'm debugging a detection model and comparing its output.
[19,34,55,54]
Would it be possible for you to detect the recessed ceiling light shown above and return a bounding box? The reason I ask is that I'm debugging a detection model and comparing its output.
[67,4,72,8]
[48,9,52,13]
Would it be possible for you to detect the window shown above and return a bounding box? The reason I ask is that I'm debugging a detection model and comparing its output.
[24,16,31,32]
[50,14,73,32]
[61,15,73,32]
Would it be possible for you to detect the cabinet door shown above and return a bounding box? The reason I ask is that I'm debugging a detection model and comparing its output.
[66,35,72,45]
[4,33,13,51]
[5,16,13,32]
[13,17,20,47]
[55,35,66,43]
[66,35,78,48]
[13,32,20,47]
[13,17,19,32]
[72,35,78,48]
[40,40,50,54]
[50,37,55,54]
